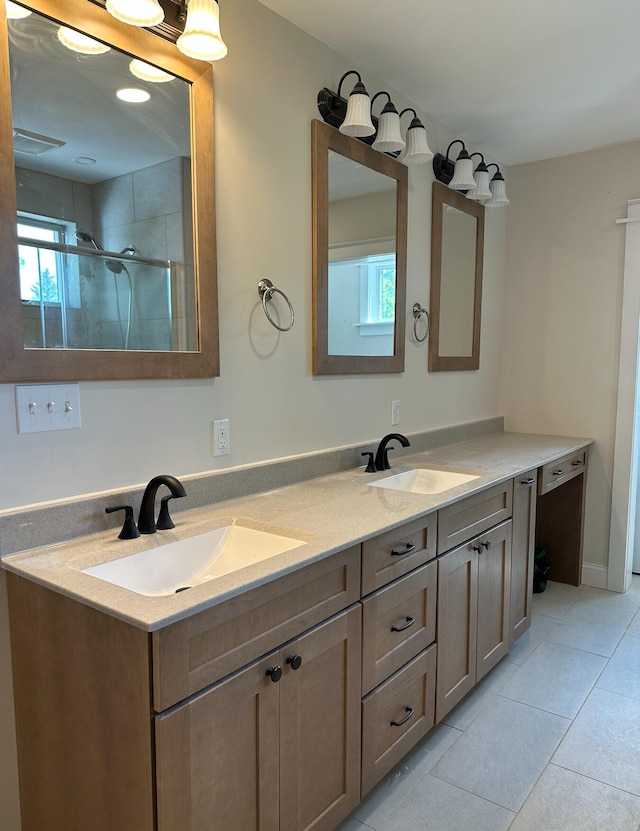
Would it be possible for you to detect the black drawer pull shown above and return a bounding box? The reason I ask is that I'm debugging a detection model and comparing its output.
[572,459,583,467]
[552,469,565,476]
[390,543,416,557]
[391,616,415,633]
[482,540,492,551]
[472,543,483,552]
[520,477,536,486]
[286,654,302,671]
[266,666,282,683]
[390,706,414,727]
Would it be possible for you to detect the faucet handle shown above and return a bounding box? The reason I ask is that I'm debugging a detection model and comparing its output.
[105,505,140,540]
[361,451,377,473]
[156,495,177,530]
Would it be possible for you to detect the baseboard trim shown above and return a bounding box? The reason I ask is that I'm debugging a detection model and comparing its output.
[581,562,608,589]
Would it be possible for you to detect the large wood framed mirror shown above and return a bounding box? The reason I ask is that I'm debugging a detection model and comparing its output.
[0,0,218,381]
[429,180,484,372]
[312,119,407,375]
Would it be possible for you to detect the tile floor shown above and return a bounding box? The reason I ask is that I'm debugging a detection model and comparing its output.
[338,576,640,831]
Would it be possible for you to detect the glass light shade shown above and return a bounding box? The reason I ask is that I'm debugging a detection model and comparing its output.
[449,154,476,190]
[6,1,31,19]
[129,59,174,83]
[57,27,111,55]
[339,88,375,137]
[105,0,164,27]
[372,110,405,152]
[116,87,151,103]
[485,176,510,207]
[403,123,433,164]
[177,0,228,62]
[466,169,492,201]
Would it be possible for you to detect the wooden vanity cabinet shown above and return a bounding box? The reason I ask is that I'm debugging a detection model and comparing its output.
[156,605,362,831]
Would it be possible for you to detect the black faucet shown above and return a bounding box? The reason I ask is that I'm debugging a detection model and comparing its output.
[374,433,411,472]
[138,474,187,534]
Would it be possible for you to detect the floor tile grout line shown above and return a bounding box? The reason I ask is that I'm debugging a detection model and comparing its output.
[546,760,640,801]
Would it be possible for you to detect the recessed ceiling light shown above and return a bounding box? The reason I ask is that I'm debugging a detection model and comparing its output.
[129,59,174,84]
[116,87,151,104]
[74,157,97,166]
[5,1,31,19]
[57,26,111,55]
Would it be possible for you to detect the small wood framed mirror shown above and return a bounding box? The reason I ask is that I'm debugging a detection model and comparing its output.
[429,180,485,372]
[312,119,408,375]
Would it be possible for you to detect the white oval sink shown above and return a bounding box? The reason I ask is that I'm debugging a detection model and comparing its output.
[81,524,307,597]
[368,467,482,495]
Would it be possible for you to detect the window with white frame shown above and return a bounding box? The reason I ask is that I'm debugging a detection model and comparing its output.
[17,212,80,308]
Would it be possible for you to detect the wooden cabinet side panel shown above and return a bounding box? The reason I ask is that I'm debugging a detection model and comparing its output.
[279,605,362,831]
[7,574,154,831]
[435,547,478,722]
[153,546,361,710]
[476,521,512,682]
[155,650,280,831]
[510,472,537,646]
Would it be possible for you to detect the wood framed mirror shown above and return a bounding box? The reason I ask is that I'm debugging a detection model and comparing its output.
[429,180,484,372]
[0,0,218,381]
[312,119,407,375]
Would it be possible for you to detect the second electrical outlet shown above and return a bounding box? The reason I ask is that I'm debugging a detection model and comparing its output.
[213,419,231,456]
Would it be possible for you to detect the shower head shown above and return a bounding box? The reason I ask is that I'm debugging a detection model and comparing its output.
[76,230,103,250]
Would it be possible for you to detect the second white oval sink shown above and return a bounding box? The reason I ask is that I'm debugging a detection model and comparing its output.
[368,467,482,495]
[81,523,306,597]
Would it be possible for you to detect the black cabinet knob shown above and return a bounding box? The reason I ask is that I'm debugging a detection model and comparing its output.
[266,665,282,683]
[286,654,303,671]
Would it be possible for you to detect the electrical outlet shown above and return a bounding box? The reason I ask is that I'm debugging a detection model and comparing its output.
[391,400,400,426]
[212,419,231,456]
[15,384,81,433]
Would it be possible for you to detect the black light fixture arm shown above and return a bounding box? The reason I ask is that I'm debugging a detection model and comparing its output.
[445,138,467,161]
[486,162,505,182]
[336,70,364,99]
[470,151,489,173]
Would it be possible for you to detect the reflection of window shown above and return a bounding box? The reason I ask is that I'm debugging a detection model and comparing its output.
[361,253,396,325]
[18,213,80,308]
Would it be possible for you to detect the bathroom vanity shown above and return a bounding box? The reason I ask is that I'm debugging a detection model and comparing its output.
[2,431,592,831]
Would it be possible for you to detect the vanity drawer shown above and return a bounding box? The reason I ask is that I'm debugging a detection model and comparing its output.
[539,449,588,495]
[361,560,437,695]
[152,545,361,711]
[437,481,513,555]
[362,513,437,595]
[361,644,436,796]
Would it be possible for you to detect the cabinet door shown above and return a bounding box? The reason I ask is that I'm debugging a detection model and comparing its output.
[435,545,478,722]
[510,471,537,646]
[155,650,281,831]
[476,520,512,682]
[279,606,362,831]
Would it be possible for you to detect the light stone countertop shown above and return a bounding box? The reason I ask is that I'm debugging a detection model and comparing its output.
[1,431,593,631]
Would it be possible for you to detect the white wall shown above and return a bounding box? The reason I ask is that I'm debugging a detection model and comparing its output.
[502,139,640,571]
[0,0,508,825]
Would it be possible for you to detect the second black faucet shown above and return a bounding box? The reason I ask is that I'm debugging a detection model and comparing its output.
[362,433,411,473]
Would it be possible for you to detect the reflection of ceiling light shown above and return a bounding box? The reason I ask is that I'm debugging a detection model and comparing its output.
[177,0,228,62]
[74,157,97,166]
[6,1,31,19]
[116,87,151,103]
[106,0,164,27]
[129,59,174,84]
[57,26,111,55]
[13,128,65,156]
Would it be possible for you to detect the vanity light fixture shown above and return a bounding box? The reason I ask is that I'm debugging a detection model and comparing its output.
[105,0,164,27]
[317,72,433,164]
[371,91,404,152]
[466,152,492,201]
[5,1,31,18]
[432,141,510,207]
[176,0,228,62]
[129,59,174,83]
[484,163,510,207]
[57,26,111,55]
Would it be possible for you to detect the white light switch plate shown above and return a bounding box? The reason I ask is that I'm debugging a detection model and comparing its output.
[15,384,82,433]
